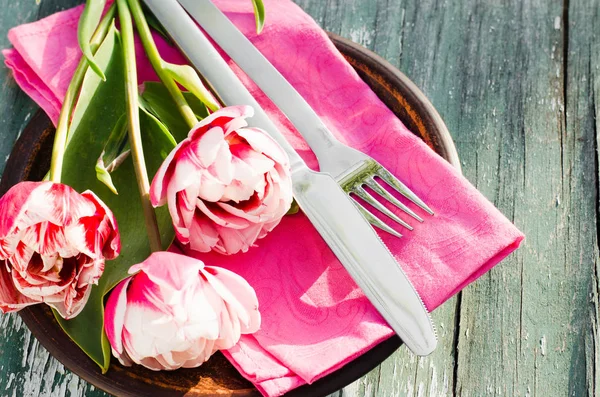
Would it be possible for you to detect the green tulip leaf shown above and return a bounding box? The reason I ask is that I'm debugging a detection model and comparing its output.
[78,0,108,81]
[139,97,178,150]
[53,24,176,372]
[140,82,210,142]
[162,62,219,112]
[251,0,265,34]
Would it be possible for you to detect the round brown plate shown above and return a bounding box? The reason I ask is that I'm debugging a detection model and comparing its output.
[0,34,461,397]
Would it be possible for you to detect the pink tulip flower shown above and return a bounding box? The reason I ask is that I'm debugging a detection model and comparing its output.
[104,251,260,370]
[150,105,293,255]
[0,181,120,319]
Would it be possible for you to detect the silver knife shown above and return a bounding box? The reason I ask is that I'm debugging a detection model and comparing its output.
[142,0,437,356]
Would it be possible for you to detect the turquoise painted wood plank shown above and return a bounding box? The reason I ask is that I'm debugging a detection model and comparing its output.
[565,0,600,395]
[445,0,597,394]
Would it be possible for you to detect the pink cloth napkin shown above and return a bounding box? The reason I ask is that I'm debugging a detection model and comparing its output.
[4,1,524,396]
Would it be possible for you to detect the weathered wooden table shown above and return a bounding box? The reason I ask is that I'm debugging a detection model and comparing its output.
[0,0,597,396]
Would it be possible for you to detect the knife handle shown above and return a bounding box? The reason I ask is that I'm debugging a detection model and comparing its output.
[180,0,340,167]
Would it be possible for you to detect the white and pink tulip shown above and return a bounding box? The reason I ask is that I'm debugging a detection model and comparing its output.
[150,105,293,255]
[104,251,260,370]
[0,181,120,319]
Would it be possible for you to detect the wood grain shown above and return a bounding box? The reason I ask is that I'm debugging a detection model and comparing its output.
[0,0,598,396]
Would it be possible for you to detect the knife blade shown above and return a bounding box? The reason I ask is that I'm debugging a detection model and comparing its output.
[142,0,437,356]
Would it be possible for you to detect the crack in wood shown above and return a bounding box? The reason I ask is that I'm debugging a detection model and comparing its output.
[562,0,569,118]
[591,38,599,397]
[452,293,462,396]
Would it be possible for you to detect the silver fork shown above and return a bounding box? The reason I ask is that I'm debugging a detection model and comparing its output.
[336,156,433,238]
[178,0,434,238]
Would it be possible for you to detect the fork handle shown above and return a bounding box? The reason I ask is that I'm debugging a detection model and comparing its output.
[179,0,340,165]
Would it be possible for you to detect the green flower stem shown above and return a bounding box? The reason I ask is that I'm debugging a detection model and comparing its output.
[117,0,162,253]
[127,0,199,129]
[48,4,117,183]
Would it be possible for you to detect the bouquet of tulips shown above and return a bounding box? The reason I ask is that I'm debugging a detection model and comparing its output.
[0,0,294,373]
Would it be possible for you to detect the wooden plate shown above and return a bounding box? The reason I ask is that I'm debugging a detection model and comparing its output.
[0,34,460,397]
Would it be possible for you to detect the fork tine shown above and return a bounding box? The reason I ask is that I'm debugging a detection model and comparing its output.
[353,202,403,238]
[365,177,424,222]
[353,186,414,231]
[376,167,434,215]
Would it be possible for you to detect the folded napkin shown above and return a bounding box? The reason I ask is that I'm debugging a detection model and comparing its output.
[4,1,524,396]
